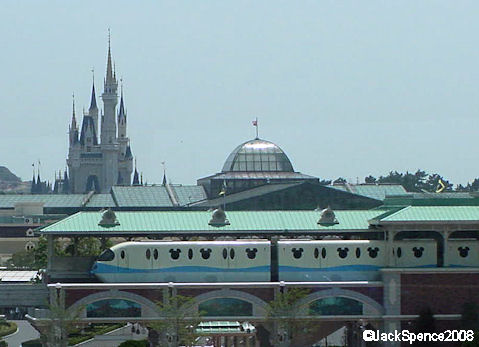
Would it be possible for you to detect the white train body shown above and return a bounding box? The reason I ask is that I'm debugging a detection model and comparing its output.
[278,240,386,282]
[92,241,270,283]
[91,238,477,283]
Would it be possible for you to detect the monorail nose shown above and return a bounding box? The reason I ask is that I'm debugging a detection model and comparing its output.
[91,263,98,274]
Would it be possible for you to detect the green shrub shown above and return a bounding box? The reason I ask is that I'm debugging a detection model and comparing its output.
[21,339,42,347]
[0,322,17,338]
[118,340,148,347]
[0,340,7,347]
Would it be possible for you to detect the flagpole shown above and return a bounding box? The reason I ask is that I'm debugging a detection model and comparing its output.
[255,117,259,139]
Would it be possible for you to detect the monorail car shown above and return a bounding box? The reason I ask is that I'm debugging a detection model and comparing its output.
[91,238,453,283]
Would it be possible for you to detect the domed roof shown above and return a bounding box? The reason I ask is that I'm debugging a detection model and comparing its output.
[222,138,294,172]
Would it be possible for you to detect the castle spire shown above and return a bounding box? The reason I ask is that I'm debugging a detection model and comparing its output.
[89,72,97,110]
[118,81,125,118]
[70,93,77,130]
[106,29,114,83]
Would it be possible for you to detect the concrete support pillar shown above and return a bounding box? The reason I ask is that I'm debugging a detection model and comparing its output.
[382,270,401,347]
[386,230,397,267]
[441,229,451,267]
[47,234,54,272]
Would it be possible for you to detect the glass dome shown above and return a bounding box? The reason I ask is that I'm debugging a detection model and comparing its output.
[222,138,294,172]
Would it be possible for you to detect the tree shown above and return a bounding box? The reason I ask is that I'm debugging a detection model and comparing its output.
[333,177,347,184]
[40,289,83,347]
[147,294,201,347]
[364,175,377,184]
[64,237,108,256]
[412,307,437,347]
[461,302,479,331]
[265,288,310,346]
[7,236,51,269]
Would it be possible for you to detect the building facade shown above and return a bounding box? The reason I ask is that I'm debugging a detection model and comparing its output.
[67,40,133,193]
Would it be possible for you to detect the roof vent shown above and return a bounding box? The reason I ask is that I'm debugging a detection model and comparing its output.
[208,207,230,227]
[317,206,338,226]
[98,208,120,228]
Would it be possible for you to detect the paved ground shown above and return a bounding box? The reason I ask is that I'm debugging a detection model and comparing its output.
[3,320,39,347]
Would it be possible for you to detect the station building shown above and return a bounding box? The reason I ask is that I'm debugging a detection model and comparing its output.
[19,205,479,346]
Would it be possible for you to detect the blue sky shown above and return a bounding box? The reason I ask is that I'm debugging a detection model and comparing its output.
[1,1,478,185]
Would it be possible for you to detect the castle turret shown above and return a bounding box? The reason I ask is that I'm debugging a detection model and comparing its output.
[89,80,99,142]
[66,34,133,194]
[101,34,118,145]
[69,95,79,145]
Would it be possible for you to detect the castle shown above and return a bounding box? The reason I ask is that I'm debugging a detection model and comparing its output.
[66,39,133,193]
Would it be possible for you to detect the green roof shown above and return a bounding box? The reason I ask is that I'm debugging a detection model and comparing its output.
[377,206,479,222]
[0,194,86,208]
[383,192,479,207]
[111,186,173,207]
[39,210,383,234]
[330,184,408,201]
[86,194,116,208]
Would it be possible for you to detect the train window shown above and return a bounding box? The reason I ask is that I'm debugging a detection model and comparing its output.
[146,249,151,260]
[153,249,158,260]
[337,247,349,259]
[314,248,319,259]
[121,250,125,259]
[397,247,402,258]
[246,248,257,259]
[367,247,379,259]
[458,247,470,258]
[188,249,193,259]
[98,249,115,261]
[169,248,181,260]
[412,247,424,258]
[230,249,235,259]
[292,248,303,259]
[223,248,228,259]
[355,248,361,258]
[200,248,212,260]
[321,248,326,259]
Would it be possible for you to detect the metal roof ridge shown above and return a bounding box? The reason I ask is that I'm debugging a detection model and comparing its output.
[370,206,410,223]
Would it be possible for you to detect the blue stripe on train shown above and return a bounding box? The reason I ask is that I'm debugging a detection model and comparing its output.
[279,265,381,272]
[92,262,270,274]
[278,264,437,272]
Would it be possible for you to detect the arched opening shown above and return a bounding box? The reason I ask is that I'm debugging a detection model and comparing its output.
[86,299,141,318]
[199,298,253,317]
[86,175,100,193]
[309,297,363,316]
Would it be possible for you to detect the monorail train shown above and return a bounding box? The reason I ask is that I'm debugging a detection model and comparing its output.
[91,239,479,283]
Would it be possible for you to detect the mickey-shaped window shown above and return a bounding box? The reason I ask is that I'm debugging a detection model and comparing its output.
[458,246,470,258]
[188,249,193,259]
[337,247,349,259]
[153,249,158,260]
[314,248,319,259]
[291,248,304,259]
[146,249,151,260]
[223,248,228,259]
[200,248,212,260]
[245,248,258,259]
[412,247,424,258]
[169,248,181,260]
[367,247,379,259]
